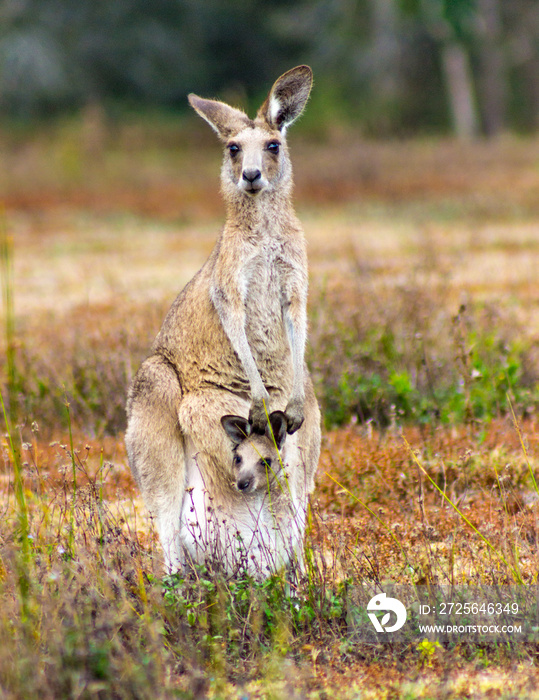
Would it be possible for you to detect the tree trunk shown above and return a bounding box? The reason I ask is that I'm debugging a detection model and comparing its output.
[477,0,507,136]
[513,0,539,131]
[370,0,400,103]
[441,42,480,139]
[524,56,539,130]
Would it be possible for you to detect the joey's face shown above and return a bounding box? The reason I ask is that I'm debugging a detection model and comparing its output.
[221,411,288,494]
[224,126,287,198]
[232,439,280,493]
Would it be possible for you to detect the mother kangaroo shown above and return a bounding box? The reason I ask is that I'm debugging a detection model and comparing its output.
[126,66,321,577]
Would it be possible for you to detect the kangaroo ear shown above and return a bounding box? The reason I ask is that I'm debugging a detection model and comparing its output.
[257,65,313,133]
[267,411,288,450]
[221,415,251,445]
[188,94,251,141]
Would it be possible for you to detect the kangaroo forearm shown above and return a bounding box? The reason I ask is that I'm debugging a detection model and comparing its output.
[233,333,269,402]
[284,305,306,401]
[212,292,268,401]
[282,304,306,433]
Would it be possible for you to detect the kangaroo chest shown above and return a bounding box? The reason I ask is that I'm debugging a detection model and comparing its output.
[173,227,304,395]
[243,241,294,349]
[246,256,284,329]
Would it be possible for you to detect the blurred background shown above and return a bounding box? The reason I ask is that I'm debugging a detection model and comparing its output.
[0,0,537,137]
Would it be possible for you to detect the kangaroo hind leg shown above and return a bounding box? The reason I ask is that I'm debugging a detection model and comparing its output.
[126,354,185,572]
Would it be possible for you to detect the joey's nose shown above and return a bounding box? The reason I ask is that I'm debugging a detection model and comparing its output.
[237,477,252,491]
[242,168,261,183]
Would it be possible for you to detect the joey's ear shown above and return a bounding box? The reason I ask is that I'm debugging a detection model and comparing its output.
[221,415,251,445]
[188,94,251,141]
[266,411,288,450]
[256,65,312,133]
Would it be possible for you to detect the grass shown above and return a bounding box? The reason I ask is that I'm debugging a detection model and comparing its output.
[1,416,539,697]
[1,115,539,696]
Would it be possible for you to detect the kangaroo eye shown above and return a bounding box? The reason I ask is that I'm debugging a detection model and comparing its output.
[228,143,240,156]
[233,453,242,467]
[267,141,280,154]
[262,458,272,469]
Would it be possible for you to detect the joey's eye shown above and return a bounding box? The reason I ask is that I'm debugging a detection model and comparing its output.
[267,141,280,154]
[262,458,272,469]
[233,453,242,467]
[228,143,240,156]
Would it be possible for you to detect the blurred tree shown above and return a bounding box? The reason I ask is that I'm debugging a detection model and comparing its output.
[0,0,536,134]
[418,0,481,138]
[273,0,412,133]
[0,0,305,116]
[504,0,539,131]
[476,0,506,135]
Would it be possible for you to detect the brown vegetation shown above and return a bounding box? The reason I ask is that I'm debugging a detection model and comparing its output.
[1,122,539,697]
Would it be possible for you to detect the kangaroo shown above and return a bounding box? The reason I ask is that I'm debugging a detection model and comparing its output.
[125,66,321,577]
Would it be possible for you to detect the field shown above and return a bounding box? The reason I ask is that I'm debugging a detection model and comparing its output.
[1,117,539,698]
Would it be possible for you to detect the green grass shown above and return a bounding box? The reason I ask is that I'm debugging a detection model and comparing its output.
[310,291,539,430]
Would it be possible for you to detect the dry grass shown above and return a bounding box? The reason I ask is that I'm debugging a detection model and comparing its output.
[1,119,539,697]
[1,419,539,698]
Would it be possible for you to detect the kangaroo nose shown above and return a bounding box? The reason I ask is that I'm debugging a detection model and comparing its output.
[242,168,261,183]
[237,476,252,491]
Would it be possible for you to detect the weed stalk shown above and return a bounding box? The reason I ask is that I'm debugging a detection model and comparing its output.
[0,221,34,621]
[508,395,539,496]
[65,397,78,558]
[0,214,17,420]
[324,471,413,570]
[0,387,33,621]
[402,435,524,584]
